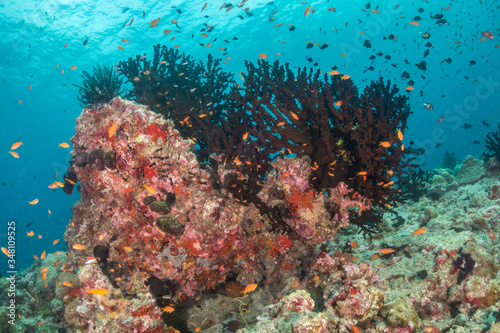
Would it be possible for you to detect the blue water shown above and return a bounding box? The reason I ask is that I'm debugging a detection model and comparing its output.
[0,0,498,273]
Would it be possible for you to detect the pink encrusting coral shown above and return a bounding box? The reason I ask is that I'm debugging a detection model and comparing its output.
[63,97,371,327]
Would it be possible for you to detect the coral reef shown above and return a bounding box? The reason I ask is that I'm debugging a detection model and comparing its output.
[3,147,500,332]
[61,97,372,331]
[119,45,417,234]
[73,64,124,108]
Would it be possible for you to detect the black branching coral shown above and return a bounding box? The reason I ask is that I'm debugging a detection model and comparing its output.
[483,123,500,161]
[73,64,124,108]
[118,45,417,233]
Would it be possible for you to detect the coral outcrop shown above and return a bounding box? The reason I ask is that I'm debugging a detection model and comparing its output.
[118,45,417,234]
[62,97,370,330]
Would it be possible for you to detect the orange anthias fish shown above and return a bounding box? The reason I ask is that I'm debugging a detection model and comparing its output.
[350,241,357,249]
[53,239,60,245]
[259,53,267,59]
[411,228,427,236]
[304,5,311,17]
[59,142,70,148]
[83,288,111,295]
[397,129,403,141]
[350,324,362,333]
[482,30,494,40]
[70,65,77,71]
[161,306,175,313]
[241,283,258,296]
[11,141,23,150]
[26,231,35,237]
[41,250,46,259]
[379,248,396,254]
[1,247,10,257]
[379,141,391,148]
[72,244,86,250]
[109,123,118,138]
[9,151,20,158]
[29,199,39,205]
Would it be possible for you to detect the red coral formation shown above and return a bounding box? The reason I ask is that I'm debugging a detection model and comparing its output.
[64,98,370,330]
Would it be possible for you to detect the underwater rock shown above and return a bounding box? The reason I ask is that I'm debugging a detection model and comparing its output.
[150,200,172,214]
[156,216,184,236]
[103,150,116,169]
[431,174,447,186]
[142,195,157,206]
[456,155,484,185]
[86,148,106,170]
[72,152,88,167]
[420,206,438,224]
[55,272,81,299]
[381,298,420,330]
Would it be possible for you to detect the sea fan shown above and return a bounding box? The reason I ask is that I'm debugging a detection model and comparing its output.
[73,64,124,108]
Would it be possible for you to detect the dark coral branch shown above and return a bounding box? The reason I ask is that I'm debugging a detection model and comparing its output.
[73,64,124,108]
[483,123,500,161]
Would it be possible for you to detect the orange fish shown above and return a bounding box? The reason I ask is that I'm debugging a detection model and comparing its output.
[63,281,73,287]
[201,2,207,12]
[61,69,64,75]
[259,53,267,59]
[405,86,414,91]
[11,141,23,150]
[70,65,77,71]
[38,235,43,239]
[442,6,452,10]
[122,39,129,43]
[304,5,311,17]
[143,185,156,194]
[1,247,10,257]
[335,101,343,106]
[9,151,20,158]
[437,115,445,123]
[328,70,340,75]
[48,210,52,215]
[48,182,59,190]
[290,111,299,120]
[205,43,212,47]
[379,141,391,148]
[109,123,118,138]
[40,267,48,273]
[379,248,396,254]
[72,244,86,250]
[397,129,403,141]
[350,241,357,249]
[487,229,497,241]
[58,142,70,148]
[341,74,351,80]
[350,324,362,333]
[63,42,68,48]
[83,288,110,295]
[242,132,249,140]
[149,18,161,27]
[42,272,47,281]
[411,228,427,236]
[122,246,133,252]
[29,199,39,205]
[18,100,23,104]
[357,171,367,176]
[26,231,34,237]
[277,122,285,127]
[41,250,46,259]
[53,239,60,245]
[241,283,258,296]
[143,70,150,75]
[117,46,124,50]
[371,253,380,259]
[161,306,175,313]
[409,21,420,26]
